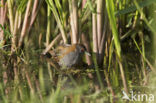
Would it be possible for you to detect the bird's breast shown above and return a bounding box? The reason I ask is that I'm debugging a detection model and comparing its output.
[58,51,81,67]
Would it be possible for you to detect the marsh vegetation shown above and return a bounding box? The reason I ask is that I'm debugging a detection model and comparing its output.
[0,0,156,103]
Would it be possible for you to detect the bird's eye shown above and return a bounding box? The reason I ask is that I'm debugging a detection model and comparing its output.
[80,48,85,52]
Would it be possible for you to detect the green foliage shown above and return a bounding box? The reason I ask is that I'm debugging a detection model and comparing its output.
[16,0,27,12]
[46,0,67,43]
[115,0,156,17]
[106,0,121,58]
[0,0,156,103]
[0,24,12,40]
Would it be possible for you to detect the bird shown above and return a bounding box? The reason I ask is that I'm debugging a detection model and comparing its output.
[48,44,90,69]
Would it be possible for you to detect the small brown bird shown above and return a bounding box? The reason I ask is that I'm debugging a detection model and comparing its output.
[49,44,90,68]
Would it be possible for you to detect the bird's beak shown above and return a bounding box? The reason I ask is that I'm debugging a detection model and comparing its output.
[85,51,91,56]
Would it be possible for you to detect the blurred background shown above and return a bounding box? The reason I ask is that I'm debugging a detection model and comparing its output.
[0,0,156,103]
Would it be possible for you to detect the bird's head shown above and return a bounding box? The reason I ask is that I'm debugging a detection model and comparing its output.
[76,44,91,56]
